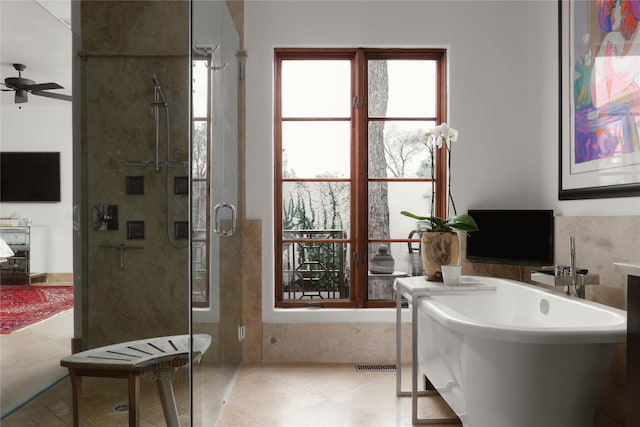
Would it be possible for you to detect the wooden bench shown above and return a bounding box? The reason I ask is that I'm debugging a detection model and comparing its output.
[60,334,211,427]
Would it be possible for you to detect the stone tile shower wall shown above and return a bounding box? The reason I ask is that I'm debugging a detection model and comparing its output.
[81,1,190,348]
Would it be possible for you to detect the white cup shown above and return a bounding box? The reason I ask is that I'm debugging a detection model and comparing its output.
[442,264,462,286]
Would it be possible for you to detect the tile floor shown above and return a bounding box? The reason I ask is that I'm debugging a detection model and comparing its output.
[216,364,457,427]
[0,294,617,427]
[1,363,458,426]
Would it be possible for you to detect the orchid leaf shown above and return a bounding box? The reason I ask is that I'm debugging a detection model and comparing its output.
[401,211,478,233]
[447,214,479,232]
[400,211,428,221]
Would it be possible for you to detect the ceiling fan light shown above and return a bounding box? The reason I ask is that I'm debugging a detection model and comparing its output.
[15,89,28,103]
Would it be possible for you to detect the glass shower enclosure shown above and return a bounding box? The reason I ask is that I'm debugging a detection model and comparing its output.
[78,1,242,424]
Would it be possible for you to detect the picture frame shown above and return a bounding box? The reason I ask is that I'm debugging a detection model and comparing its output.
[559,0,640,200]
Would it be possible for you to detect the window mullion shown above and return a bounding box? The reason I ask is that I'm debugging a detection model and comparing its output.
[352,49,368,308]
[435,50,448,219]
[274,55,284,305]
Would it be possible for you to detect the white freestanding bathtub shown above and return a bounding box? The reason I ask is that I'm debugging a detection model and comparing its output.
[417,276,626,427]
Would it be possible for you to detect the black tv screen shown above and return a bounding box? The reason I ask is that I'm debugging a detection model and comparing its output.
[466,209,554,266]
[1,152,61,202]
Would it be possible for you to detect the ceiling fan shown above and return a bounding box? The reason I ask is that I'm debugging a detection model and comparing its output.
[1,63,72,104]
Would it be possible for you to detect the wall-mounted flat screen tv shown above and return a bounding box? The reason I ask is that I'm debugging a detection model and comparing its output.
[0,152,61,202]
[466,209,554,266]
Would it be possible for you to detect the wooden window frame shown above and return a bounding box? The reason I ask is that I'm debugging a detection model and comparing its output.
[274,47,447,309]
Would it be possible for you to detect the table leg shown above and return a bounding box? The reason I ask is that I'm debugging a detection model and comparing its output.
[128,375,140,427]
[396,290,433,399]
[157,373,180,427]
[396,284,406,397]
[412,296,419,423]
[69,370,82,427]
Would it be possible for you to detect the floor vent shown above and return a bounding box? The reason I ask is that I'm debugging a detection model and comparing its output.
[355,364,396,372]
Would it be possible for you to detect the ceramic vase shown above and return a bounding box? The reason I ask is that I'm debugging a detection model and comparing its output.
[370,244,395,274]
[420,231,460,281]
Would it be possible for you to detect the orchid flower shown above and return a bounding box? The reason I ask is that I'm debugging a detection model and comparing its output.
[425,122,458,148]
[401,122,477,233]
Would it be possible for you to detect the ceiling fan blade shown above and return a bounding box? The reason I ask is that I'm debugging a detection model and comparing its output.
[27,82,63,91]
[31,91,72,102]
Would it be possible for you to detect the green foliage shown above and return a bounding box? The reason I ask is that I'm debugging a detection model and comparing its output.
[282,183,347,293]
[283,183,344,231]
[400,211,479,233]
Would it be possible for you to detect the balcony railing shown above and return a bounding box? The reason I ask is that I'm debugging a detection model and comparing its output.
[282,229,349,300]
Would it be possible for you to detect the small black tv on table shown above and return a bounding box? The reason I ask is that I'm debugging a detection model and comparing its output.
[466,209,554,266]
[1,152,61,202]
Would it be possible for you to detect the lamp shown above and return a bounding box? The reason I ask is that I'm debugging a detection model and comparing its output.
[0,237,14,263]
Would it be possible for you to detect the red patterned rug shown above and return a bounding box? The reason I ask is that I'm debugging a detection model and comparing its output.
[0,285,73,334]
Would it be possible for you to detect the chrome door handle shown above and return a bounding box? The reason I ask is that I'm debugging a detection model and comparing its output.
[213,203,236,236]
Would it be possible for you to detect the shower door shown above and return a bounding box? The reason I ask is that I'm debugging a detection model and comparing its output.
[191,1,243,424]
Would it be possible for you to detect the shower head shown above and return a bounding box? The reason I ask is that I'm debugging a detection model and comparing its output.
[193,44,219,56]
[150,75,167,107]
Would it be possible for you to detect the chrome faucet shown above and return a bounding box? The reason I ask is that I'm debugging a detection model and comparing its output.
[568,236,585,298]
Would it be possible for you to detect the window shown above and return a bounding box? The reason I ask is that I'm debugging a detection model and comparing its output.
[192,56,211,307]
[275,48,447,308]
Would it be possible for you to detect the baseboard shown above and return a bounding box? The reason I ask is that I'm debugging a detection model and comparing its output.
[46,273,73,283]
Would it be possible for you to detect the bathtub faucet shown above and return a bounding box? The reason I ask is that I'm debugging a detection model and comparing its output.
[568,236,585,298]
[530,239,598,295]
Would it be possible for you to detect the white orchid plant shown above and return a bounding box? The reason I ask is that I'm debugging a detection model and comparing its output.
[401,123,478,233]
[425,122,458,148]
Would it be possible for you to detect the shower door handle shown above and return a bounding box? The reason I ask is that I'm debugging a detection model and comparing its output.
[213,203,236,236]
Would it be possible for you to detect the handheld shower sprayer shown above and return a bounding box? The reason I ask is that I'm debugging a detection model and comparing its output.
[151,75,168,108]
[149,75,169,172]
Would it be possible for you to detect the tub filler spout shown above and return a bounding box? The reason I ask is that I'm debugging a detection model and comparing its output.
[569,236,583,298]
[530,238,599,297]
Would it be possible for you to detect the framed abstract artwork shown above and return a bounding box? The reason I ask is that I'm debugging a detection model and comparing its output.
[559,0,640,199]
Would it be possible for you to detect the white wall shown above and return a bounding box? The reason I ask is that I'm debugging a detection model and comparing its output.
[1,0,74,275]
[0,103,73,273]
[245,0,640,323]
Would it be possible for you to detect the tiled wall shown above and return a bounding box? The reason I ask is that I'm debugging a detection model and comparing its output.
[82,1,191,348]
[553,216,639,311]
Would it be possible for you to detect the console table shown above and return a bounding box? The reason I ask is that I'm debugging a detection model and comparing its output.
[0,226,47,284]
[60,334,210,427]
[394,276,495,425]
